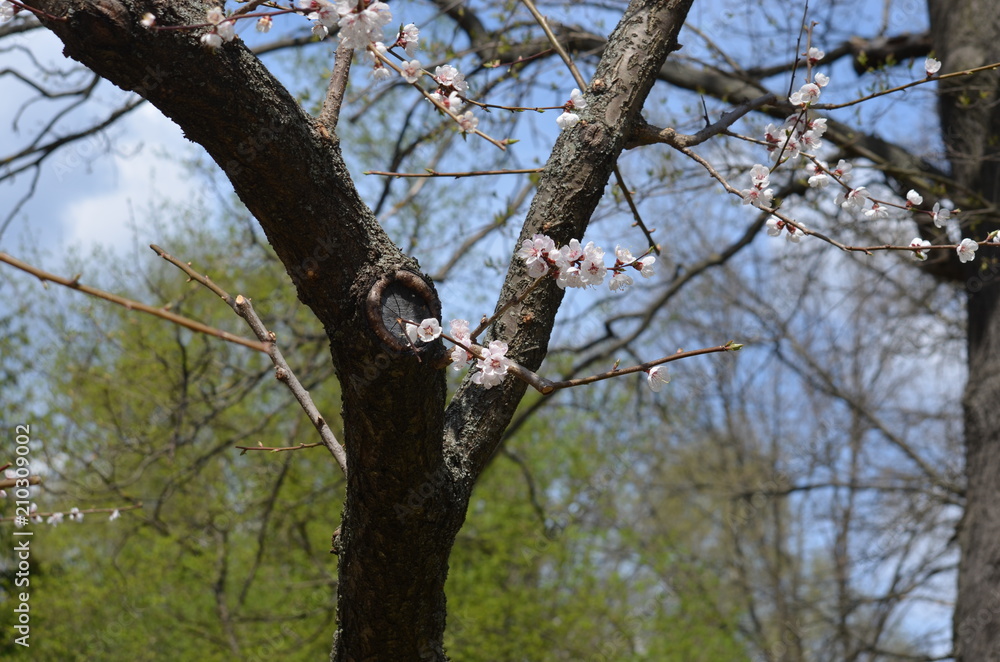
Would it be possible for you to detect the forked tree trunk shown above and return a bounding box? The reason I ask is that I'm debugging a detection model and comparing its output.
[25,0,694,658]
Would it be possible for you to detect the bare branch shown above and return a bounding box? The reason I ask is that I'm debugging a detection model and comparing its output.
[149,244,348,477]
[0,251,270,353]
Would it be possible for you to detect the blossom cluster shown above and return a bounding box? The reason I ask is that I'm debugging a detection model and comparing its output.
[763,114,828,164]
[516,234,655,291]
[201,6,237,49]
[765,217,805,242]
[749,52,989,264]
[557,89,587,130]
[404,317,512,389]
[740,164,774,208]
[427,64,478,133]
[298,0,392,45]
[6,502,120,526]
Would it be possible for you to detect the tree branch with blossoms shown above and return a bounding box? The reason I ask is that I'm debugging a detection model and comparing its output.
[401,313,740,395]
[394,229,738,396]
[641,44,1000,267]
[0,501,142,526]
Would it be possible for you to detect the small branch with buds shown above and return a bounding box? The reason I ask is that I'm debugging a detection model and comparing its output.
[628,93,778,150]
[149,244,348,477]
[236,442,325,454]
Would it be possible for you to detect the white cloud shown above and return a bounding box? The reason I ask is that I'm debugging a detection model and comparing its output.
[60,103,195,254]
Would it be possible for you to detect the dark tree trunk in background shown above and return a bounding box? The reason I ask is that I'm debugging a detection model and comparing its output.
[929,1,1000,659]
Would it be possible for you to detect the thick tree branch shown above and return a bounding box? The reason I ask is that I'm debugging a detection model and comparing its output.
[443,0,696,479]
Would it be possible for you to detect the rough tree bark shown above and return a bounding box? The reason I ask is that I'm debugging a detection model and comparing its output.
[24,0,694,658]
[928,1,1000,659]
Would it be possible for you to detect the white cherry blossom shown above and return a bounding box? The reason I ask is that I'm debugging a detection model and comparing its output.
[932,202,951,227]
[909,237,931,261]
[958,238,979,263]
[647,366,670,392]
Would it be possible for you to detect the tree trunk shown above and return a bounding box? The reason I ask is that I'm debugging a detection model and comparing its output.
[928,1,1000,659]
[26,0,694,658]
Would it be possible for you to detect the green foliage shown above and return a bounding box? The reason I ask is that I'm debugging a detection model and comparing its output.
[1,211,342,661]
[445,385,748,660]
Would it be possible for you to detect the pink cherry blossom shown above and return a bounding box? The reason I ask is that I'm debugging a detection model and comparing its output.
[785,227,806,242]
[636,255,656,278]
[836,186,869,212]
[580,242,607,286]
[749,163,770,187]
[448,319,473,369]
[789,83,821,106]
[609,272,633,291]
[434,65,468,92]
[518,234,555,277]
[832,159,852,181]
[457,111,478,134]
[472,340,511,389]
[400,59,422,84]
[863,203,888,220]
[399,23,419,56]
[201,32,223,49]
[336,0,392,50]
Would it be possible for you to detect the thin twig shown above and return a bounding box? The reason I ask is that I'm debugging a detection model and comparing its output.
[0,252,269,353]
[7,0,67,22]
[236,442,324,454]
[520,0,587,89]
[149,245,348,477]
[366,167,542,178]
[612,167,658,253]
[812,60,1000,111]
[539,343,741,393]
